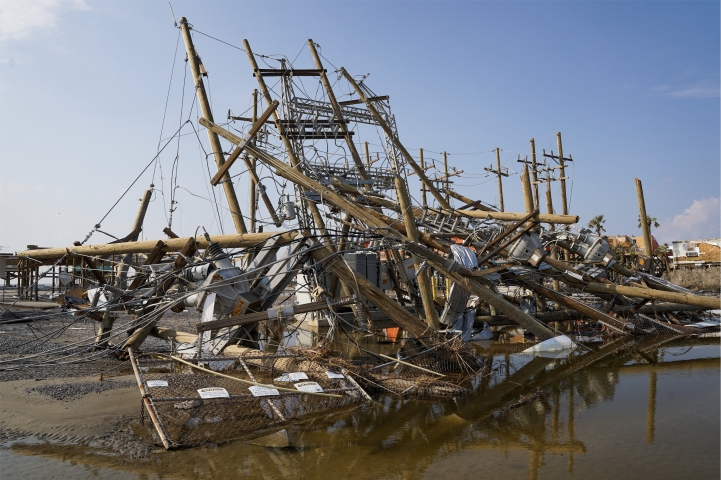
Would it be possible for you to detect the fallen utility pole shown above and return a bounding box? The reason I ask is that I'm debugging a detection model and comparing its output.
[18,232,295,260]
[450,209,579,225]
[584,282,720,309]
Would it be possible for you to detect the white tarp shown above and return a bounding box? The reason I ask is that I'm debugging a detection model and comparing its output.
[522,335,577,353]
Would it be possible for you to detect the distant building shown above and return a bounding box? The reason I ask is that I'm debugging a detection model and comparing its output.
[671,239,720,268]
[606,235,659,252]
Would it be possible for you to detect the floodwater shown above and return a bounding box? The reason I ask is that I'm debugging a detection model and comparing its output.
[1,334,719,480]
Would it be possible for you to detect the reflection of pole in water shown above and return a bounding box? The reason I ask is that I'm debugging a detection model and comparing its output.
[505,353,510,378]
[530,450,540,480]
[647,370,657,444]
[568,376,575,475]
[552,386,560,443]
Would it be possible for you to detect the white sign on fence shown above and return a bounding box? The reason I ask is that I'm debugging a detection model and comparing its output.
[249,386,280,397]
[294,381,324,393]
[197,387,230,399]
[146,380,168,387]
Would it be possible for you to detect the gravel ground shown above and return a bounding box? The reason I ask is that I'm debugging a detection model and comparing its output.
[26,379,137,401]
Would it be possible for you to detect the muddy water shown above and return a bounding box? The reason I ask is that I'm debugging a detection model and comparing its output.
[1,335,719,480]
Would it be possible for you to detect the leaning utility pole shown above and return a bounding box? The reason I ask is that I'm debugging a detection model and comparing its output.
[636,178,654,257]
[179,17,247,234]
[249,89,258,233]
[485,148,508,211]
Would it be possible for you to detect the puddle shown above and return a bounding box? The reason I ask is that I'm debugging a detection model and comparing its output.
[1,335,718,479]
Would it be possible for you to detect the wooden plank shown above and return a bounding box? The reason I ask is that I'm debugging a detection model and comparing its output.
[210,100,279,186]
[338,95,389,106]
[253,69,325,77]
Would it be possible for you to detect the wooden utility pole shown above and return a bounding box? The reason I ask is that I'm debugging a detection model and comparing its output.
[636,178,654,257]
[179,18,247,234]
[557,132,568,216]
[546,181,560,295]
[394,174,440,329]
[443,151,449,204]
[530,139,539,208]
[116,189,152,289]
[484,148,508,211]
[419,148,428,208]
[521,165,535,214]
[249,89,258,233]
[364,142,371,170]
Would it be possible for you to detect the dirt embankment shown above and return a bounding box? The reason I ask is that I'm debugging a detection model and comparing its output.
[663,267,720,291]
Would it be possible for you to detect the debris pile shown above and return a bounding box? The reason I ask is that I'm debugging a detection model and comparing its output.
[3,17,719,449]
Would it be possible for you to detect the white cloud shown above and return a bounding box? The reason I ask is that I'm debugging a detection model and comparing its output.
[0,0,89,42]
[650,75,720,100]
[655,197,721,244]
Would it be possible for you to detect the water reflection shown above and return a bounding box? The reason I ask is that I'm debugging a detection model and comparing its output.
[3,335,719,480]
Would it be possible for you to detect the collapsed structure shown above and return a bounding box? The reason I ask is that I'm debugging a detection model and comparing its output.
[4,17,719,448]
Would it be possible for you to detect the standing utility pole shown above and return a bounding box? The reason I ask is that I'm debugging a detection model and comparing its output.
[443,151,450,204]
[249,89,258,233]
[557,132,568,216]
[484,148,508,211]
[179,17,247,234]
[530,138,539,208]
[419,148,428,208]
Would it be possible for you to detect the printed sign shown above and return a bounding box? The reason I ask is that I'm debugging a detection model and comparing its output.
[249,386,280,397]
[197,387,230,399]
[274,372,309,382]
[232,298,246,316]
[146,380,168,387]
[325,371,345,379]
[294,381,324,393]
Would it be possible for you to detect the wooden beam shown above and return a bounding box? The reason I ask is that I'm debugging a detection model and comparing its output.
[209,100,279,186]
[338,95,389,106]
[445,188,496,212]
[253,69,325,77]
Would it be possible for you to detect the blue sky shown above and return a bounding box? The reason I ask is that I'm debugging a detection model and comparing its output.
[1,0,719,252]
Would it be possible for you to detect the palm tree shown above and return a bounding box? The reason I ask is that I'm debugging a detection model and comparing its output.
[637,215,660,230]
[588,215,606,236]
